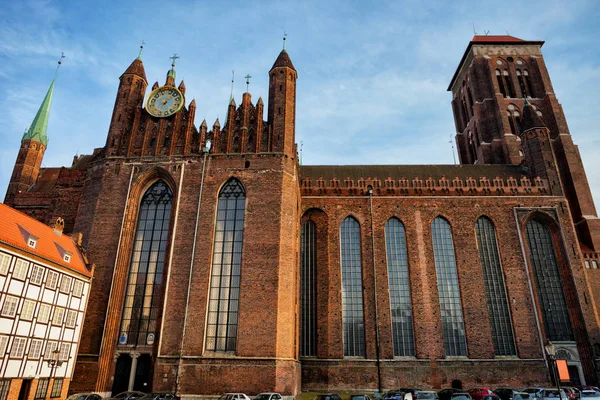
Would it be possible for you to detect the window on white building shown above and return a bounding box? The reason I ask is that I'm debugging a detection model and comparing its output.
[13,259,29,280]
[27,236,38,249]
[10,337,27,358]
[46,270,59,289]
[21,300,36,321]
[0,379,10,400]
[1,296,19,317]
[63,253,72,263]
[37,304,51,324]
[0,336,8,356]
[44,341,58,359]
[0,253,11,275]
[52,308,65,325]
[73,280,84,297]
[30,265,45,285]
[59,275,72,292]
[59,343,70,361]
[29,339,43,358]
[65,310,78,328]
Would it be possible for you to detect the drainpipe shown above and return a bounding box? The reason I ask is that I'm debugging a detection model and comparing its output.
[175,147,210,394]
[369,186,383,393]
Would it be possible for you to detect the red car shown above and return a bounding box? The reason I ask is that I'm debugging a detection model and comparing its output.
[469,389,495,400]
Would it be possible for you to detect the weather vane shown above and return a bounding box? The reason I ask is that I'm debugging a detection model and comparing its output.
[170,53,180,68]
[283,32,287,50]
[54,52,65,78]
[245,74,252,92]
[138,40,145,58]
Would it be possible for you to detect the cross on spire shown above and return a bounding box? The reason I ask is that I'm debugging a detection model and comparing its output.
[54,52,65,78]
[170,53,180,68]
[283,32,287,50]
[245,74,252,92]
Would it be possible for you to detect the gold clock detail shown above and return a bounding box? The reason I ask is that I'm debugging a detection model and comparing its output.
[146,86,185,118]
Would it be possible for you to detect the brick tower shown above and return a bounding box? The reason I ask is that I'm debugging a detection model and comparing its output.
[5,78,55,205]
[448,35,600,251]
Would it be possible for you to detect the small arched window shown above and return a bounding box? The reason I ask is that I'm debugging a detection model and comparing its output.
[340,216,365,357]
[431,217,467,356]
[496,70,507,97]
[523,70,535,98]
[468,131,477,164]
[503,70,516,98]
[507,107,521,135]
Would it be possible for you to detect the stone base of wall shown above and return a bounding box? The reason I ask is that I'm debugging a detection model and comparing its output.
[301,359,551,390]
[153,357,301,396]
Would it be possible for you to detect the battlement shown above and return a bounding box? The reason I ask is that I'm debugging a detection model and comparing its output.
[300,165,551,196]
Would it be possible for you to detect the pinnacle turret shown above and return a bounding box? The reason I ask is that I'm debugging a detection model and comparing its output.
[122,58,147,82]
[270,49,296,71]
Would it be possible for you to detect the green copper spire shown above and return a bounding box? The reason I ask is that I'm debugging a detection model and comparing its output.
[167,53,179,80]
[22,54,64,147]
[136,40,145,61]
[22,78,55,147]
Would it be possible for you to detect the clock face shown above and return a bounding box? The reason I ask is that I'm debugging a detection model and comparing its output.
[146,86,185,118]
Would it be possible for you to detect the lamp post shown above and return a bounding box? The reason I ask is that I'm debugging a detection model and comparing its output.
[544,342,563,399]
[46,348,64,397]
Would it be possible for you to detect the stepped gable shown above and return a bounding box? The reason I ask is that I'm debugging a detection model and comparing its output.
[300,164,548,196]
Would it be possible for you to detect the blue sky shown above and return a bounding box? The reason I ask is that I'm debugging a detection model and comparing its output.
[1,0,599,204]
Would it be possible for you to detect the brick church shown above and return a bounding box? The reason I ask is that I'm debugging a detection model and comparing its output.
[4,35,600,395]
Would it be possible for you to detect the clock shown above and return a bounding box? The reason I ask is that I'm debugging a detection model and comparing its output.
[146,86,185,118]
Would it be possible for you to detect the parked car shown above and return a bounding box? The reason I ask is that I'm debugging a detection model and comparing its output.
[400,390,423,397]
[385,391,412,400]
[350,395,373,400]
[494,389,530,400]
[255,394,284,400]
[111,392,146,400]
[562,388,579,400]
[314,394,342,400]
[522,388,567,400]
[450,393,472,400]
[416,392,438,400]
[438,389,463,400]
[138,393,180,400]
[579,391,600,400]
[220,394,251,400]
[481,395,500,400]
[469,389,494,400]
[67,394,103,400]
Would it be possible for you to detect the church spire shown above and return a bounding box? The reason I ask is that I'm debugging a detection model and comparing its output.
[22,56,64,147]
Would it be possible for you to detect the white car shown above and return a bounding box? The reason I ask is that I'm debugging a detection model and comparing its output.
[219,394,252,400]
[255,394,284,400]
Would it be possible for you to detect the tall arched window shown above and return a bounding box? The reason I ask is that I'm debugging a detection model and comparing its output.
[516,70,527,98]
[475,217,516,356]
[301,220,317,357]
[120,180,173,346]
[206,179,246,352]
[523,70,535,98]
[525,219,574,341]
[431,217,467,356]
[340,216,365,357]
[385,218,415,357]
[503,70,516,98]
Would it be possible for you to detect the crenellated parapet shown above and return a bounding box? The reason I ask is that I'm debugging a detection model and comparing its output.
[300,164,550,196]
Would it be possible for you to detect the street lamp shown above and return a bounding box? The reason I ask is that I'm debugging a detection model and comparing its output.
[544,342,563,399]
[47,348,64,397]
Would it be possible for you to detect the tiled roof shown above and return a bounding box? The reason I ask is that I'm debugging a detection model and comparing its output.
[471,35,525,43]
[300,164,528,182]
[0,203,91,277]
[271,50,296,71]
[122,58,147,82]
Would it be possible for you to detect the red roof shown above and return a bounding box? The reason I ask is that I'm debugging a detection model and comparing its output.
[0,202,92,277]
[471,35,525,43]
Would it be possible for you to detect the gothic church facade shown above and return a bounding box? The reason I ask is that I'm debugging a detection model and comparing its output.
[4,36,600,395]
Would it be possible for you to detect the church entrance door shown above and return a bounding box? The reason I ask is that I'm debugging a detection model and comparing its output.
[111,354,132,396]
[133,354,153,392]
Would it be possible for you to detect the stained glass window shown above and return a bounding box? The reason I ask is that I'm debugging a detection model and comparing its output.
[475,217,516,356]
[525,219,574,341]
[205,179,246,352]
[301,220,317,357]
[341,216,365,357]
[385,218,415,356]
[119,180,172,346]
[431,217,467,356]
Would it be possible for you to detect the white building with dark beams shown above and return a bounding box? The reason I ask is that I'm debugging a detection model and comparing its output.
[0,203,93,400]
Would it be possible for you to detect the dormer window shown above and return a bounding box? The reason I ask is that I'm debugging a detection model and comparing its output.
[28,236,38,249]
[63,252,72,263]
